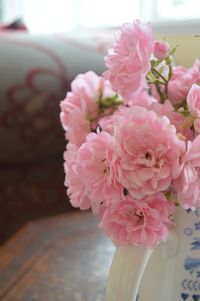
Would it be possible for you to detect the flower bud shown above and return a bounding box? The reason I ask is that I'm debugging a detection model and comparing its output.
[153,41,169,59]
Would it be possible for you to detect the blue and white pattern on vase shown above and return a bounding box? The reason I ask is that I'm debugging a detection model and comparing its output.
[180,208,200,301]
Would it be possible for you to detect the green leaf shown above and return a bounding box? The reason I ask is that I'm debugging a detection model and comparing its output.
[169,44,179,55]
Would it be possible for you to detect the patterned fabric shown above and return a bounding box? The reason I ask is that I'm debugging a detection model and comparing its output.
[0,30,113,240]
[0,212,115,301]
[0,30,113,163]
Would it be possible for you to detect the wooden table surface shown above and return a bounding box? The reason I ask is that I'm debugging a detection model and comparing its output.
[0,212,115,301]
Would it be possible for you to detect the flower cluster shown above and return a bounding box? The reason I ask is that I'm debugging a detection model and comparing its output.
[60,20,200,247]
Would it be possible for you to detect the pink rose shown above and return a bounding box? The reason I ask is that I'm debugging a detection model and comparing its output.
[100,193,175,247]
[98,114,115,134]
[60,71,115,146]
[168,63,200,105]
[187,84,200,117]
[194,119,200,133]
[191,59,200,73]
[176,181,200,210]
[174,135,200,209]
[126,89,157,108]
[64,143,91,210]
[153,41,169,59]
[99,92,157,135]
[76,131,123,214]
[104,20,154,99]
[187,84,200,133]
[151,100,183,127]
[113,106,185,199]
[151,100,193,140]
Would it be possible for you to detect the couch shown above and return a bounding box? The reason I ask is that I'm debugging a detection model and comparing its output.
[0,29,112,242]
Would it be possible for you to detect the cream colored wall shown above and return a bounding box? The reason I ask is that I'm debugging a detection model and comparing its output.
[156,34,200,67]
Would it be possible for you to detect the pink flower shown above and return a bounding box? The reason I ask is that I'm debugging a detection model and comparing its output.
[99,91,157,134]
[64,143,91,210]
[76,131,123,214]
[151,100,182,127]
[151,100,193,139]
[99,193,175,247]
[113,106,185,199]
[126,89,157,108]
[187,84,200,133]
[98,114,115,134]
[99,105,131,135]
[153,41,169,59]
[168,63,200,105]
[61,20,200,250]
[187,84,200,117]
[61,105,91,146]
[176,181,200,210]
[194,119,200,133]
[60,71,115,146]
[174,135,200,209]
[104,20,154,99]
[191,59,200,73]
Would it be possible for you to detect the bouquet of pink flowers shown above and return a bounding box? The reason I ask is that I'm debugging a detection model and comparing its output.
[60,20,200,247]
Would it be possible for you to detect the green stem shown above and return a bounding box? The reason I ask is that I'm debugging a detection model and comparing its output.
[168,64,173,81]
[151,68,167,84]
[147,79,166,85]
[155,84,165,103]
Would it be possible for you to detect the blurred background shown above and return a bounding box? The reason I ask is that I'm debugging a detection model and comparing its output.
[0,0,200,33]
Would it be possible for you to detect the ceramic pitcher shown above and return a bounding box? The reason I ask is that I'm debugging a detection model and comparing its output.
[105,207,200,301]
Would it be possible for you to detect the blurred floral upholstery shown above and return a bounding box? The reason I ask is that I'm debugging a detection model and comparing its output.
[0,29,112,241]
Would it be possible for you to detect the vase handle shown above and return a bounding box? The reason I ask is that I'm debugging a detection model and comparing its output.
[105,246,153,301]
[105,228,180,301]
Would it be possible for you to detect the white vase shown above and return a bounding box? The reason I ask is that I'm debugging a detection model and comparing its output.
[105,207,200,301]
